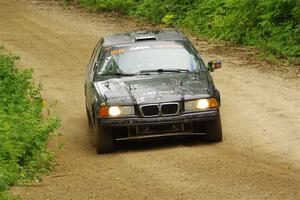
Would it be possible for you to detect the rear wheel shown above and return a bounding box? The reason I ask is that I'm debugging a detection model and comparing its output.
[203,116,223,142]
[94,119,114,154]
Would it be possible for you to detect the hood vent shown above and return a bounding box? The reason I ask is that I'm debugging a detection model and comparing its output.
[130,32,157,42]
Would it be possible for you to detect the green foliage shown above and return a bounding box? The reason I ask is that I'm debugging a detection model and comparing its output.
[162,14,176,26]
[132,0,194,25]
[182,0,300,59]
[0,192,20,200]
[70,0,300,62]
[0,51,60,193]
[64,0,71,6]
[77,0,135,14]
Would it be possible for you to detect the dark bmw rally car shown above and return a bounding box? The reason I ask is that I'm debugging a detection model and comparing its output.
[85,29,222,153]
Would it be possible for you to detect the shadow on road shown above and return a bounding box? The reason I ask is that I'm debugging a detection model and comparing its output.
[114,136,209,153]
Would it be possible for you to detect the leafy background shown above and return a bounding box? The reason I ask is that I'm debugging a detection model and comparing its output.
[71,0,300,63]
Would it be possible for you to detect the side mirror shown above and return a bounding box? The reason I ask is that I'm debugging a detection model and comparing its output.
[207,60,222,72]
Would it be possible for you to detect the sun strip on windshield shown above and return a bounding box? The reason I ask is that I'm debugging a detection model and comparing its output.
[109,44,184,56]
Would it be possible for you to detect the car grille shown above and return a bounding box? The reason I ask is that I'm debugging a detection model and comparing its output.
[140,104,159,117]
[161,103,179,116]
[140,103,179,117]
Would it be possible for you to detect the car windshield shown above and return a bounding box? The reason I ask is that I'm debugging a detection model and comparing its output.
[97,42,204,76]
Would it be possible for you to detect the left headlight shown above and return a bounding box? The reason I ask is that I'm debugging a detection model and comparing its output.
[185,98,219,111]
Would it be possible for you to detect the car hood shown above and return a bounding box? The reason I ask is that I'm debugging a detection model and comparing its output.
[94,73,212,105]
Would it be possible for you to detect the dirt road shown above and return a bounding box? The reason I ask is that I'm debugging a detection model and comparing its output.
[0,0,299,199]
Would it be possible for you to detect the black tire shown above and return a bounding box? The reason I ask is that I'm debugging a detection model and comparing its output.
[94,119,114,154]
[86,106,93,133]
[203,116,223,142]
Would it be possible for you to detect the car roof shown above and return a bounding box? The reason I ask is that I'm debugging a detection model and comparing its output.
[103,29,188,47]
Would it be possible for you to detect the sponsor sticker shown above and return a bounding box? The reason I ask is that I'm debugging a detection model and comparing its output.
[129,46,151,51]
[111,48,126,55]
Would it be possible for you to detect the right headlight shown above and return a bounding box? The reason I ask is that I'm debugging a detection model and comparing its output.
[185,98,219,111]
[99,105,135,117]
[108,106,122,117]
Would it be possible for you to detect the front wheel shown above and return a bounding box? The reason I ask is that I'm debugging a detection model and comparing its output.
[203,116,223,142]
[86,106,93,133]
[94,119,114,154]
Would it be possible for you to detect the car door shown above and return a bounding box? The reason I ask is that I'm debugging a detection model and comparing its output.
[85,39,103,114]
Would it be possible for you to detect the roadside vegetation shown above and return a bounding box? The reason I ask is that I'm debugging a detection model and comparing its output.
[68,0,299,64]
[0,48,60,199]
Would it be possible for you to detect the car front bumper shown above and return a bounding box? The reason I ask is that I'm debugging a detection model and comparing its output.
[99,108,220,127]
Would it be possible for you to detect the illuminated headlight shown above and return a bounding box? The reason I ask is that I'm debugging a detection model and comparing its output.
[108,106,135,117]
[185,98,218,111]
[108,106,121,116]
[197,99,210,109]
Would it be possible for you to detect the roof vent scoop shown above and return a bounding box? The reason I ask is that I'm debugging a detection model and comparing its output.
[130,32,157,42]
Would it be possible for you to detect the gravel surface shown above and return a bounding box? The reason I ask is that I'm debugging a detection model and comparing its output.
[0,0,299,199]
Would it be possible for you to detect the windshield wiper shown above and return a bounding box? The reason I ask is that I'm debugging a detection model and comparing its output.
[102,72,136,76]
[139,68,190,74]
[115,72,136,76]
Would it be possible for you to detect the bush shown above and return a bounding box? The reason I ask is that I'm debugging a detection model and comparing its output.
[182,0,300,59]
[71,0,300,62]
[0,50,60,195]
[77,0,135,13]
